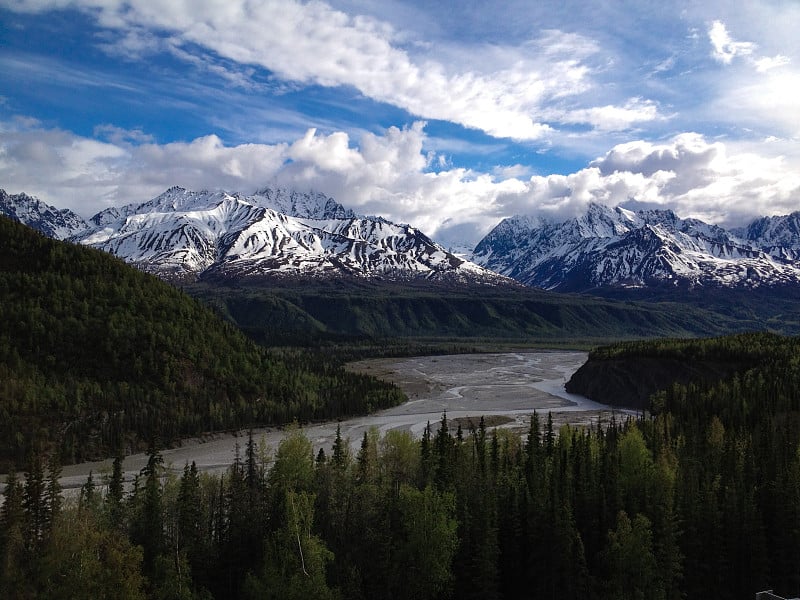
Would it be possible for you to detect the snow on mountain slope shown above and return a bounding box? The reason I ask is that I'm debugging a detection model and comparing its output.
[72,187,505,284]
[0,189,87,239]
[252,187,356,220]
[732,211,800,261]
[472,203,800,291]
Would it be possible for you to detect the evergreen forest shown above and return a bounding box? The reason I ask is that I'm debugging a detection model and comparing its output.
[3,331,800,599]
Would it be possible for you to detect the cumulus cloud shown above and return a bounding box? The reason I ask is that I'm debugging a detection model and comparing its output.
[0,119,518,244]
[0,122,286,212]
[4,0,660,139]
[2,120,798,248]
[559,98,662,131]
[709,20,756,64]
[453,133,800,230]
[561,134,799,226]
[708,20,792,73]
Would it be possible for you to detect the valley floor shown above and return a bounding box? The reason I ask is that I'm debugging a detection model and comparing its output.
[21,350,632,495]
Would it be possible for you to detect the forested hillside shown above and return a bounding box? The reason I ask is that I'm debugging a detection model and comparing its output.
[0,216,404,469]
[566,331,796,409]
[188,279,752,345]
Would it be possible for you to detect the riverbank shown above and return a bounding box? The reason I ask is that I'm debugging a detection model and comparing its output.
[4,350,631,495]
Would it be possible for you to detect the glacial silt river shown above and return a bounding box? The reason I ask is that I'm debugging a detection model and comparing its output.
[17,351,631,493]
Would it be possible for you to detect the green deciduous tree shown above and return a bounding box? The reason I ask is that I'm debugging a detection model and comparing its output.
[391,484,458,600]
[602,511,664,600]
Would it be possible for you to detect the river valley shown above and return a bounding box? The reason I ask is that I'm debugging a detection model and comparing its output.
[47,351,630,492]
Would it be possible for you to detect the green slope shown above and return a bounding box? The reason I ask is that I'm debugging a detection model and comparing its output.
[187,278,755,346]
[0,217,404,469]
[565,331,799,410]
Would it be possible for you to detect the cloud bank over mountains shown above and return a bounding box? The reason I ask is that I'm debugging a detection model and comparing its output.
[3,118,798,248]
[1,0,798,247]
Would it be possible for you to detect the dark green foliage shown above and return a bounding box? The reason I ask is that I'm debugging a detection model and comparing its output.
[0,216,404,470]
[4,351,800,600]
[0,472,25,596]
[566,331,794,409]
[105,453,125,529]
[187,278,754,346]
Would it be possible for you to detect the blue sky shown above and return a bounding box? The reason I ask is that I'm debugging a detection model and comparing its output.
[1,0,799,247]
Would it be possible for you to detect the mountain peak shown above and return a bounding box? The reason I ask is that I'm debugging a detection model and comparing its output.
[252,187,356,220]
[472,202,800,291]
[0,189,87,240]
[24,186,504,285]
[735,211,800,249]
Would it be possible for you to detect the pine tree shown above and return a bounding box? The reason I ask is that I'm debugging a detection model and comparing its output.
[44,453,62,536]
[177,461,205,588]
[420,421,434,487]
[133,444,164,580]
[434,412,453,490]
[105,453,125,529]
[331,423,348,471]
[23,454,47,553]
[356,429,379,484]
[0,471,26,596]
[545,411,555,456]
[79,470,97,512]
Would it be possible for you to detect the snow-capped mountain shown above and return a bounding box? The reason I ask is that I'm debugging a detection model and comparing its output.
[472,203,800,291]
[732,213,800,261]
[1,186,504,284]
[0,189,87,239]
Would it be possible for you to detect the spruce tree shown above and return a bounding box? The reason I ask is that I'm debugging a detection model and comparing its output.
[105,453,125,529]
[79,471,97,512]
[0,472,26,596]
[331,424,348,471]
[22,454,47,553]
[44,453,62,536]
[133,444,164,580]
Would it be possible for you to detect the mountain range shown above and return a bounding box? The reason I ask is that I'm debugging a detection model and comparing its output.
[472,202,800,291]
[0,189,89,240]
[0,187,506,285]
[2,187,799,292]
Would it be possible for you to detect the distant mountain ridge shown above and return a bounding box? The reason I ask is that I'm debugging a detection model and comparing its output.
[472,203,800,291]
[0,189,88,239]
[0,187,508,285]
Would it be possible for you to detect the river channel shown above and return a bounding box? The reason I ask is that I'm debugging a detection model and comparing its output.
[47,351,628,492]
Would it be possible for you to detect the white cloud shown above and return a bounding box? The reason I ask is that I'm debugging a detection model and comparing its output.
[492,164,533,179]
[0,119,504,243]
[583,134,800,226]
[3,0,661,140]
[708,20,756,64]
[451,133,800,230]
[753,54,791,72]
[3,119,798,248]
[708,19,792,73]
[0,123,286,212]
[698,18,799,139]
[93,124,155,145]
[559,98,662,131]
